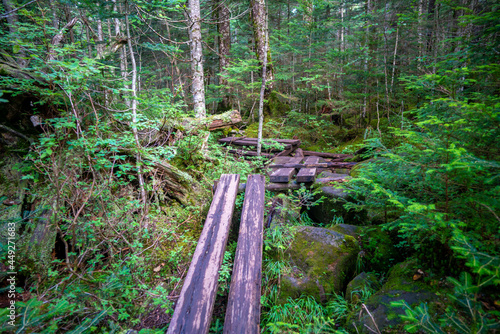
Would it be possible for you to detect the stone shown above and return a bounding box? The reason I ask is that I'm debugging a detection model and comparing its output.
[329,224,361,238]
[348,259,438,333]
[308,182,367,226]
[345,272,381,302]
[279,226,360,303]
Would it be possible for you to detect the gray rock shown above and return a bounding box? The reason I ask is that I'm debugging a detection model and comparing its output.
[329,224,361,238]
[349,260,438,333]
[345,272,381,302]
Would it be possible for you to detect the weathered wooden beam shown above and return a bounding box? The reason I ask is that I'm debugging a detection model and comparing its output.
[295,148,304,158]
[227,149,273,158]
[269,157,303,183]
[224,175,265,334]
[296,156,319,183]
[269,168,296,183]
[219,137,300,146]
[268,162,356,169]
[167,174,240,334]
[301,151,353,159]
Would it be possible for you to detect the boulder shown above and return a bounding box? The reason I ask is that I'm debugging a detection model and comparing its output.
[308,179,367,226]
[349,259,438,333]
[345,272,381,303]
[329,224,360,238]
[279,226,359,303]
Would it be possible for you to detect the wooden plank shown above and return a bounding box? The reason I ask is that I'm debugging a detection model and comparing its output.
[219,137,300,148]
[283,157,304,167]
[271,156,291,164]
[219,136,247,144]
[224,175,265,334]
[167,174,240,334]
[295,148,304,157]
[227,149,272,158]
[268,162,357,169]
[269,168,296,183]
[296,168,316,183]
[301,151,353,159]
[296,156,320,183]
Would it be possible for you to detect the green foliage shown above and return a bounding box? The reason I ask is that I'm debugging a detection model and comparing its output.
[393,272,500,333]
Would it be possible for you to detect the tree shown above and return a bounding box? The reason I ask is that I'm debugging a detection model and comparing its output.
[186,0,206,118]
[217,0,231,111]
[250,0,273,96]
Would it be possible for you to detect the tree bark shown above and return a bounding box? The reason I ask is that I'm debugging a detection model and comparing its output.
[217,0,231,110]
[250,0,273,96]
[256,34,267,156]
[187,0,206,118]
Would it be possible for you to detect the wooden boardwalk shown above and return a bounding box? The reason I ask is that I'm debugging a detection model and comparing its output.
[167,174,265,334]
[167,174,240,334]
[167,141,355,332]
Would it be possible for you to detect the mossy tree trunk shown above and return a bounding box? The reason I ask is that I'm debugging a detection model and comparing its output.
[250,0,273,98]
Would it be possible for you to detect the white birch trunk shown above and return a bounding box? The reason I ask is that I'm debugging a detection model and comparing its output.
[187,0,206,118]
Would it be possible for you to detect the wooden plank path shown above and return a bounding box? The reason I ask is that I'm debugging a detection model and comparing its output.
[224,175,265,334]
[167,174,240,334]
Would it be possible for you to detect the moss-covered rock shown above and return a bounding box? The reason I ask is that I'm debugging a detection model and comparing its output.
[345,272,381,302]
[348,259,438,333]
[279,226,360,303]
[329,224,360,238]
[308,185,367,226]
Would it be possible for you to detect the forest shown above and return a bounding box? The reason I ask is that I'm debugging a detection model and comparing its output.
[0,0,499,332]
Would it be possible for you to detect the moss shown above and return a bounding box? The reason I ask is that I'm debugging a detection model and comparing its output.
[286,228,359,295]
[268,91,291,117]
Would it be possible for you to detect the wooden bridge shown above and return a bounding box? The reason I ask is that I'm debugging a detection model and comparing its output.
[167,174,265,334]
[166,139,356,333]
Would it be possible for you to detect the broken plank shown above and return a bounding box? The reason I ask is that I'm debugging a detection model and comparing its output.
[296,168,316,183]
[167,174,240,334]
[302,151,353,159]
[296,156,319,183]
[271,156,292,164]
[283,157,304,167]
[270,168,296,183]
[224,175,265,334]
[295,148,304,158]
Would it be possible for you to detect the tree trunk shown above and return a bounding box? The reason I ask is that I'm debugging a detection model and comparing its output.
[256,35,268,156]
[250,0,273,96]
[187,0,206,118]
[217,0,231,111]
[3,0,27,67]
[125,9,147,219]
